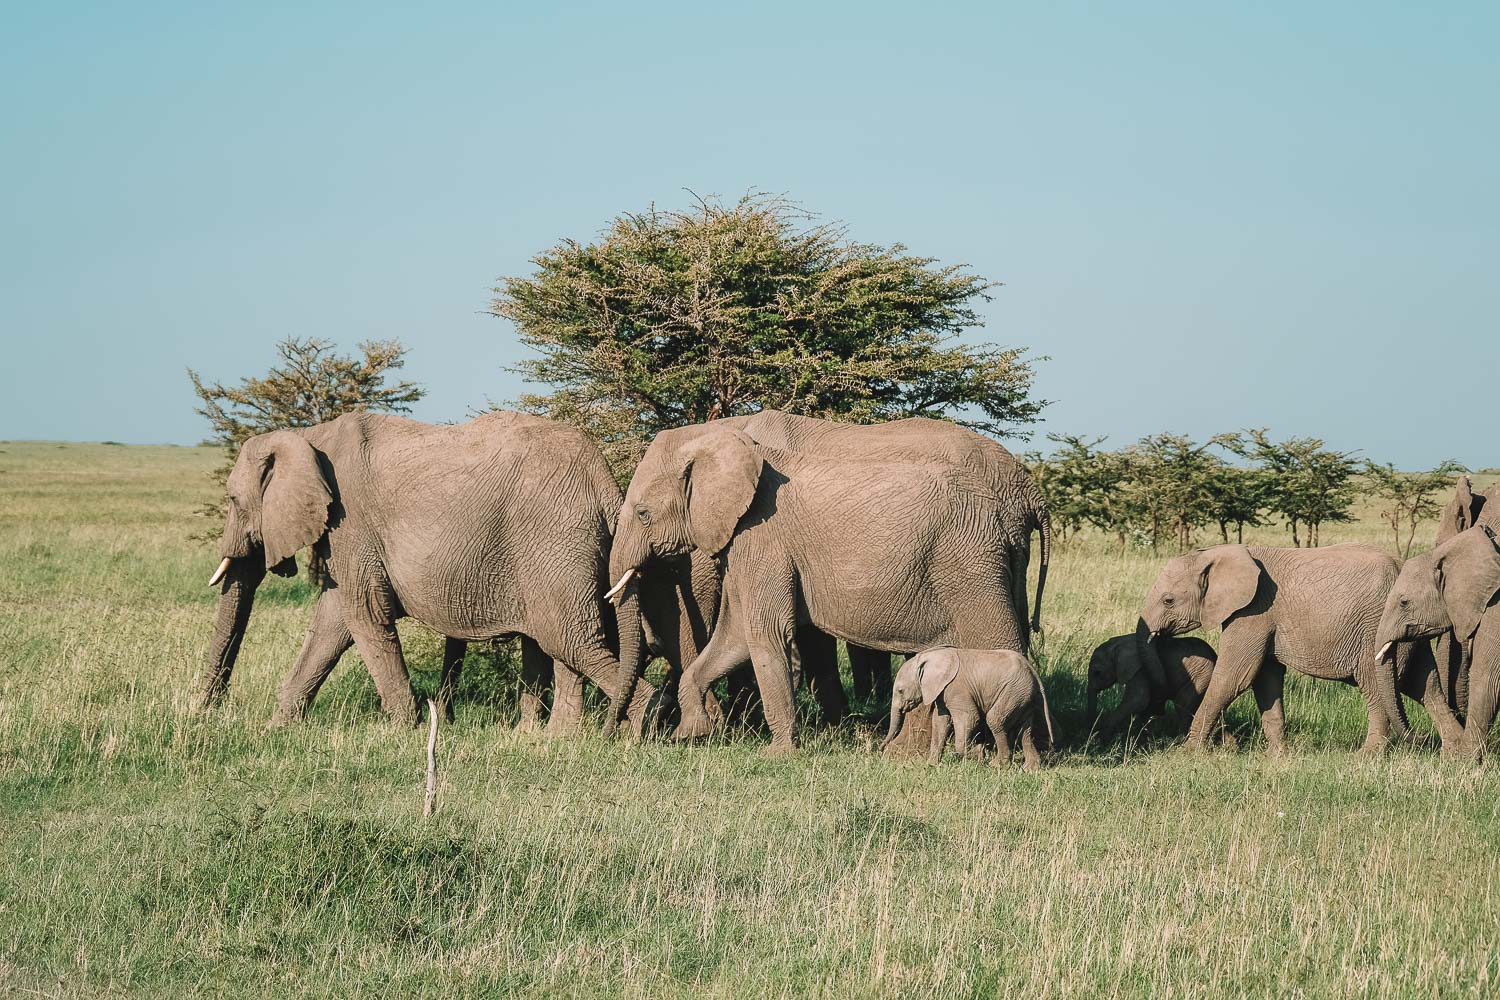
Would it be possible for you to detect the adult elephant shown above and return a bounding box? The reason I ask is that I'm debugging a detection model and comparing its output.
[1377,525,1500,760]
[626,410,1051,726]
[197,411,655,731]
[604,423,1028,752]
[1431,476,1500,720]
[720,411,1051,650]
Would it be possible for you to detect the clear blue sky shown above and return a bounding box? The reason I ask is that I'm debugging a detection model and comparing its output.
[3,2,1495,467]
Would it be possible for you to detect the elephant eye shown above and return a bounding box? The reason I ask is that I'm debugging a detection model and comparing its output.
[635,504,652,526]
[1163,595,1175,606]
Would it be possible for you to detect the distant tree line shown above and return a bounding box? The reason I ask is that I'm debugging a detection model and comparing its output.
[1027,429,1463,556]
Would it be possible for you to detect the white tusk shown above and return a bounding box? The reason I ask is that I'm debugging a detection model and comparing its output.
[603,568,636,602]
[208,557,232,588]
[1377,641,1393,661]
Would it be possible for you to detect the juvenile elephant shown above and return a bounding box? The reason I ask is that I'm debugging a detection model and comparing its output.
[1376,525,1500,760]
[1086,622,1220,741]
[198,411,655,731]
[1140,543,1461,755]
[882,647,1053,769]
[605,424,1028,752]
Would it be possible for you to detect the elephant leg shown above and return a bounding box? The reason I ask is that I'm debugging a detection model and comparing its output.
[1099,678,1152,743]
[557,642,657,738]
[1009,547,1031,656]
[950,706,980,760]
[986,703,1012,762]
[849,645,893,704]
[797,627,847,726]
[1186,634,1265,751]
[676,624,752,741]
[343,614,418,726]
[1399,641,1464,749]
[1019,724,1042,771]
[745,626,800,754]
[434,638,467,724]
[990,717,1013,767]
[928,704,953,765]
[517,636,550,733]
[1250,661,1287,756]
[1355,650,1408,754]
[1460,629,1498,761]
[547,659,586,736]
[270,588,353,727]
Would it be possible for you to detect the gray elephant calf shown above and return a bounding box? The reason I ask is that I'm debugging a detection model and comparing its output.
[1086,627,1222,742]
[882,647,1054,769]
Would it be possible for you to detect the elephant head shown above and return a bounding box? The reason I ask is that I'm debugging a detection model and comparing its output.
[1377,527,1500,658]
[604,425,764,731]
[1141,546,1261,640]
[198,430,333,708]
[1085,619,1169,718]
[881,648,957,750]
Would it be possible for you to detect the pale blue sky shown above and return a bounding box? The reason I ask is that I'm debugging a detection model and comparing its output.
[3,2,1495,467]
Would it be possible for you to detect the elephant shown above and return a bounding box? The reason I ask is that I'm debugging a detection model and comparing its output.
[197,411,656,732]
[604,423,1029,752]
[1430,476,1500,720]
[1140,543,1463,755]
[882,647,1053,769]
[618,410,1049,733]
[719,410,1051,650]
[1376,525,1500,760]
[1085,622,1223,742]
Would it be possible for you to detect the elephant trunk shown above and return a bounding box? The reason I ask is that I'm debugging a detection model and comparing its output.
[1085,684,1099,722]
[1134,617,1167,691]
[604,586,645,738]
[882,700,906,750]
[604,515,653,736]
[195,557,267,709]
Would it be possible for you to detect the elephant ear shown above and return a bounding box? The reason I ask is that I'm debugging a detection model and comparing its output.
[1435,527,1500,640]
[1200,546,1261,630]
[917,649,960,706]
[255,431,333,572]
[1440,476,1477,541]
[678,427,763,555]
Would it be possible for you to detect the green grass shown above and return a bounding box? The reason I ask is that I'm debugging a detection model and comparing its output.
[1,441,1496,998]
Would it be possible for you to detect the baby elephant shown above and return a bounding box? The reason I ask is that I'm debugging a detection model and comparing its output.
[882,647,1054,769]
[1086,625,1219,741]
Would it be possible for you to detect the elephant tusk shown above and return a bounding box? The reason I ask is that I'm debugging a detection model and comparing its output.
[603,568,636,603]
[208,557,232,588]
[1378,641,1393,661]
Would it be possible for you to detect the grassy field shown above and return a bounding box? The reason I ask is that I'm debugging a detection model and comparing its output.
[1,441,1496,998]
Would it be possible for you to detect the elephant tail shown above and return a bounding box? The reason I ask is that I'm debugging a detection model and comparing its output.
[1020,653,1055,750]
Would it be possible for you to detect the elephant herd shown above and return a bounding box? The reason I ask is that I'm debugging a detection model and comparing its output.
[196,410,1500,764]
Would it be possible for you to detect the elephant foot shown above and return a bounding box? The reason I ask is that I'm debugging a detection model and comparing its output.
[1264,741,1288,759]
[264,709,299,731]
[382,699,420,728]
[1440,739,1484,763]
[674,713,714,742]
[545,714,585,738]
[763,739,799,758]
[1181,737,1210,753]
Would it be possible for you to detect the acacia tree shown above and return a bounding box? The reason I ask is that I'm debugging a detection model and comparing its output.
[1364,460,1468,558]
[188,337,425,547]
[491,193,1043,473]
[1224,429,1359,546]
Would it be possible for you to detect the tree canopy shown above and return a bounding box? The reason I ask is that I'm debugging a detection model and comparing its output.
[491,193,1044,471]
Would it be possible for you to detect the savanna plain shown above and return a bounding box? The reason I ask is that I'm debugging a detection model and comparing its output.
[1,441,1496,999]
